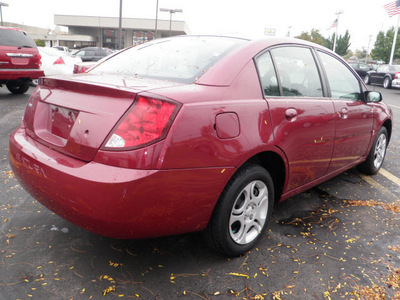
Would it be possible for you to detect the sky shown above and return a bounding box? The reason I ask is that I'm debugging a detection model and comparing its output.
[1,0,399,51]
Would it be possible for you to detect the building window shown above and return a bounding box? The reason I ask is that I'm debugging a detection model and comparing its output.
[103,29,125,50]
[133,31,154,45]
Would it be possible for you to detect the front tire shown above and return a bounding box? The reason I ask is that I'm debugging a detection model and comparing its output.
[204,164,274,256]
[383,77,391,89]
[6,81,30,94]
[364,74,370,85]
[358,127,388,175]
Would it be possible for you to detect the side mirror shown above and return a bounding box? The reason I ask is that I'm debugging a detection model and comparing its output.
[364,91,382,102]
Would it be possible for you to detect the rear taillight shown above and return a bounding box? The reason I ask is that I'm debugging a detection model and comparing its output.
[54,57,65,65]
[38,54,42,67]
[395,72,400,80]
[104,96,181,149]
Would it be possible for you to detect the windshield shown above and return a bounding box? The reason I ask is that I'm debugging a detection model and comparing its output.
[0,28,37,48]
[89,36,247,83]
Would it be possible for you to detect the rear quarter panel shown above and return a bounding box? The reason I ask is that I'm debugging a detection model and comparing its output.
[157,60,278,170]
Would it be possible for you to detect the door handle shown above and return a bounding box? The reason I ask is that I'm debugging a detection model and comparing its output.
[285,108,297,121]
[339,107,349,119]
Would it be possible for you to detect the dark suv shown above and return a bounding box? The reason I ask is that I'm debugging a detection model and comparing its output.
[0,27,44,94]
[73,47,114,62]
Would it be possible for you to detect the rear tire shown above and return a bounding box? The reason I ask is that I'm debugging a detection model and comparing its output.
[358,127,388,175]
[383,77,391,89]
[204,163,274,256]
[6,81,30,94]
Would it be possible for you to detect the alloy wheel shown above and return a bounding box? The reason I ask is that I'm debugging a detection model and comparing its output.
[373,133,387,169]
[229,180,268,245]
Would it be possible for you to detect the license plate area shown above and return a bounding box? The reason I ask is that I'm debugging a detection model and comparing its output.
[50,105,78,140]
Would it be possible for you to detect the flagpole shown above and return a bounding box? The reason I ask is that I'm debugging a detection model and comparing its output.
[333,26,338,53]
[389,12,400,65]
[332,10,343,53]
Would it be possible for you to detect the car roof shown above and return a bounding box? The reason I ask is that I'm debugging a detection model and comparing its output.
[195,36,333,86]
[0,26,26,33]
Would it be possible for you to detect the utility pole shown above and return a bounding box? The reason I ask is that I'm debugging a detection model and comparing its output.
[365,35,372,63]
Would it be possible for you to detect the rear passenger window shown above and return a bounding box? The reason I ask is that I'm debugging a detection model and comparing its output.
[318,51,362,100]
[87,50,96,56]
[255,51,279,96]
[270,47,323,97]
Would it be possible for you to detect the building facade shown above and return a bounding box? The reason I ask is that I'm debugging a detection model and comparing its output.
[54,14,190,50]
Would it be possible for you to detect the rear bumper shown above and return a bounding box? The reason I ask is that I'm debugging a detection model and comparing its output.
[9,127,235,239]
[0,69,44,81]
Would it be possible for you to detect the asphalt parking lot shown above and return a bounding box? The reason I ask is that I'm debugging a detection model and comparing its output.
[1,85,400,299]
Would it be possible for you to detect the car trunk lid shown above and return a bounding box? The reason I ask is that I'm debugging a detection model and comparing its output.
[23,75,182,161]
[0,47,40,69]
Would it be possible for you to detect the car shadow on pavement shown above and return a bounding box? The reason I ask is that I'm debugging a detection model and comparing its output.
[2,167,400,299]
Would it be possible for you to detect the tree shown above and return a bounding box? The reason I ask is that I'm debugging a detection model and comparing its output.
[295,29,327,46]
[354,49,368,60]
[371,28,400,63]
[325,30,351,56]
[295,29,351,57]
[34,39,45,47]
[343,49,354,60]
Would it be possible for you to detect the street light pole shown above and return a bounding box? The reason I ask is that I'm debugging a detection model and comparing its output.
[0,2,9,26]
[155,0,159,39]
[118,0,123,50]
[159,8,183,37]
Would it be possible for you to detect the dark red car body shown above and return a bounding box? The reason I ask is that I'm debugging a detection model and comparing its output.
[0,27,44,94]
[9,36,392,247]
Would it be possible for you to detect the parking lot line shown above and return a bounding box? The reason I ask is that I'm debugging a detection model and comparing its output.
[390,104,400,109]
[379,168,400,187]
[359,172,398,199]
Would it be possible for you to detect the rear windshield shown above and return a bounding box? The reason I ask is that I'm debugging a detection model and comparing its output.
[0,28,37,48]
[89,36,247,83]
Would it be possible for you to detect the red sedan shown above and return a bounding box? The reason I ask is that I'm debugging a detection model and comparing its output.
[9,36,392,256]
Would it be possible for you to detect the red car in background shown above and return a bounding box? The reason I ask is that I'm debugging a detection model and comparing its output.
[9,36,392,256]
[0,27,43,94]
[73,61,95,74]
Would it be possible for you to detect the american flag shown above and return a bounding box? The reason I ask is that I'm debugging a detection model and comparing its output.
[384,0,400,17]
[330,18,338,29]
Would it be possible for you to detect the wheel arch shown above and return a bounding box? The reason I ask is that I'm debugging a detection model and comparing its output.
[382,118,392,143]
[231,151,286,204]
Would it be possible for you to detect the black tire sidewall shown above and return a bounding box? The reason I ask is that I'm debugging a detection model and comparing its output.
[208,164,274,256]
[364,75,370,85]
[6,81,30,94]
[383,77,391,89]
[358,127,388,175]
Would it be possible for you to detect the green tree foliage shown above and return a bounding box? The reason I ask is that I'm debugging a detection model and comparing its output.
[371,28,400,63]
[296,29,351,57]
[34,39,45,47]
[295,29,327,46]
[325,30,351,56]
[355,49,368,60]
[343,49,354,60]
